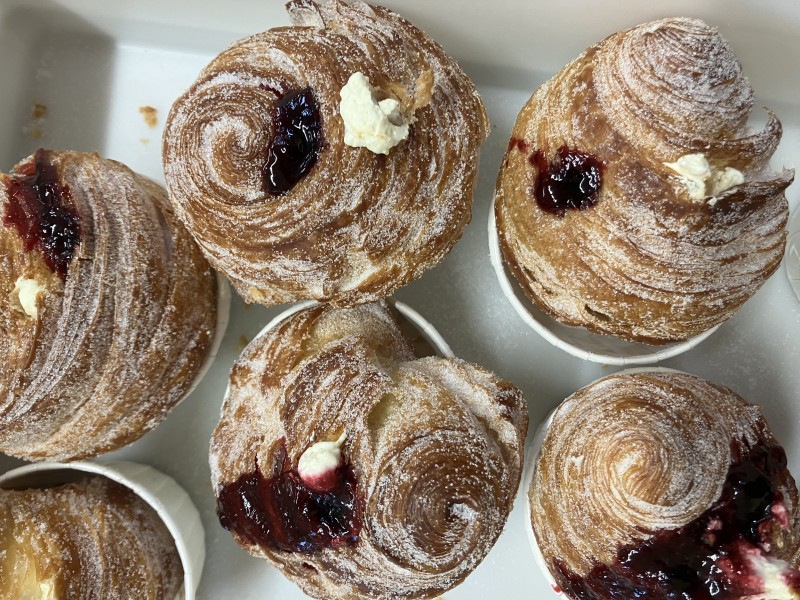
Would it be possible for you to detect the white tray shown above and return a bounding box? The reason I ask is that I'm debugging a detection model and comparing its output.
[0,2,797,598]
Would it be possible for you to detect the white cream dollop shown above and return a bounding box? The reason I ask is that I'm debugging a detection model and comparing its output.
[339,72,410,155]
[11,276,45,319]
[297,433,346,482]
[664,153,744,202]
[748,554,800,600]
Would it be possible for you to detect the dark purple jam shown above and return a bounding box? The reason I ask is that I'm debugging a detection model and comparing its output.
[216,442,360,554]
[3,149,80,279]
[554,442,800,600]
[263,88,323,197]
[531,146,603,217]
[508,137,528,153]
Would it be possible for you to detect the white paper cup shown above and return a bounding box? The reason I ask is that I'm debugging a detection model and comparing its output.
[787,206,800,302]
[488,198,719,365]
[258,299,454,359]
[522,408,564,596]
[0,460,204,600]
[522,367,683,597]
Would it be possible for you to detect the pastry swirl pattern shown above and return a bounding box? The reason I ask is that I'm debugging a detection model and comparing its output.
[530,371,800,598]
[495,18,793,344]
[163,0,489,307]
[210,302,527,599]
[0,150,219,461]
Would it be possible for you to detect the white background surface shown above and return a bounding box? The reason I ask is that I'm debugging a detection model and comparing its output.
[0,1,798,598]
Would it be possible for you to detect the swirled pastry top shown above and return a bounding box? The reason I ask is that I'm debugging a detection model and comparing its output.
[163,0,489,307]
[0,150,219,461]
[530,371,800,599]
[495,17,793,344]
[0,475,183,599]
[210,301,527,599]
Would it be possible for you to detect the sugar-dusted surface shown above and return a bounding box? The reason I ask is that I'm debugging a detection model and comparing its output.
[529,372,799,582]
[0,475,183,599]
[210,302,527,599]
[162,0,489,308]
[0,2,797,599]
[495,18,793,344]
[0,151,219,461]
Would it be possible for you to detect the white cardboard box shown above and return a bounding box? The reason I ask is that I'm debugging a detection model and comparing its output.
[0,1,798,598]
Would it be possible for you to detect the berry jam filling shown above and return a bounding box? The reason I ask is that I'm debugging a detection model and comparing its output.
[263,87,323,197]
[554,441,799,600]
[216,441,360,553]
[3,149,80,279]
[530,146,603,217]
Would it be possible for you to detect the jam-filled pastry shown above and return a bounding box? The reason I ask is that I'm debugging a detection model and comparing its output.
[163,0,489,307]
[0,149,220,461]
[495,18,793,344]
[0,475,183,599]
[530,371,800,599]
[210,301,527,599]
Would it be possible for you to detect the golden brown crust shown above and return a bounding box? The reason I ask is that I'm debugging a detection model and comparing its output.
[0,150,219,461]
[530,371,800,581]
[210,302,527,599]
[495,18,792,344]
[163,0,489,307]
[0,476,183,599]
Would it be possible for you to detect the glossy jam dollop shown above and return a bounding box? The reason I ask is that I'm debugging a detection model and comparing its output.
[530,146,603,217]
[3,149,80,278]
[216,441,360,553]
[263,88,323,196]
[554,441,799,600]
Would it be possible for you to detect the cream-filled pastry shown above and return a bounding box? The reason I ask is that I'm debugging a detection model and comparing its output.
[210,301,527,599]
[0,475,183,599]
[0,149,220,461]
[495,18,792,344]
[530,371,800,599]
[163,0,489,307]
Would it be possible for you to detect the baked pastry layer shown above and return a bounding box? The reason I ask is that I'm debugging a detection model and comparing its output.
[0,149,219,461]
[210,301,527,599]
[530,371,800,599]
[0,475,183,599]
[163,0,489,307]
[495,17,792,344]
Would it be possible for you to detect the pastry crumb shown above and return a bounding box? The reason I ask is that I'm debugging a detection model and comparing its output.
[140,138,150,145]
[32,102,48,119]
[139,106,158,128]
[236,335,250,351]
[25,101,48,139]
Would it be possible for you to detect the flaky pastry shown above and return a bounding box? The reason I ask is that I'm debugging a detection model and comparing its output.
[210,301,527,599]
[163,0,489,307]
[495,18,793,344]
[0,475,183,599]
[530,371,800,599]
[0,149,220,461]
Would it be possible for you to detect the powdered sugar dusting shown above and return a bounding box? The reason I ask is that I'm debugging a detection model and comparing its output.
[163,0,489,307]
[495,17,793,344]
[529,371,783,578]
[209,301,527,599]
[0,476,182,598]
[450,502,478,522]
[0,151,219,461]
